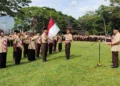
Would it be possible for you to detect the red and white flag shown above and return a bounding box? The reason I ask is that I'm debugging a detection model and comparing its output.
[47,17,60,39]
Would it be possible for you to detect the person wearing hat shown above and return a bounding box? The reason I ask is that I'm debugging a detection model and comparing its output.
[22,30,29,58]
[14,30,22,65]
[13,30,17,61]
[41,28,48,62]
[35,33,41,58]
[28,33,39,61]
[64,28,73,60]
[0,30,8,68]
[108,27,120,68]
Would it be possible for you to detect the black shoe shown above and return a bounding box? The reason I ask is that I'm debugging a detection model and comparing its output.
[111,65,113,66]
[66,58,70,60]
[111,66,118,68]
[43,60,47,62]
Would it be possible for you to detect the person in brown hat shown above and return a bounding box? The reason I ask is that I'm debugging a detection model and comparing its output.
[108,27,120,68]
[14,30,22,65]
[35,33,41,58]
[0,30,8,68]
[41,28,48,62]
[22,30,29,58]
[28,33,39,61]
[13,30,17,61]
[64,28,73,60]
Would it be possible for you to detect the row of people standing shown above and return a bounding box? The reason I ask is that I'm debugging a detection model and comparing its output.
[0,27,73,68]
[73,35,112,42]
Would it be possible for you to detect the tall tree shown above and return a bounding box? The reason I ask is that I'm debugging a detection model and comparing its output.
[14,7,79,32]
[110,0,120,6]
[0,0,31,16]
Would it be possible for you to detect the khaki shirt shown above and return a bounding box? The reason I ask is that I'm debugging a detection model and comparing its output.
[58,36,62,43]
[14,36,22,49]
[13,35,17,45]
[48,38,53,43]
[0,36,7,53]
[30,35,38,44]
[41,32,48,43]
[64,34,73,43]
[22,35,30,44]
[53,36,57,41]
[28,38,36,50]
[8,36,14,41]
[111,33,120,51]
[36,37,41,44]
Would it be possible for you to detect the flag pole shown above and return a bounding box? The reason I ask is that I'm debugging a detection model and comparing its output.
[94,40,106,68]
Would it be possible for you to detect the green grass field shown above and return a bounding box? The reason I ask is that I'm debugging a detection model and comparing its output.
[0,42,120,86]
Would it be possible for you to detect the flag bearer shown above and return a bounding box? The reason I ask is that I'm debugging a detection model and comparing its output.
[41,28,48,62]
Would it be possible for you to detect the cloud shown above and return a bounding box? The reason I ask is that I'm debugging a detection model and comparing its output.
[63,0,110,19]
[69,0,78,7]
[30,0,110,19]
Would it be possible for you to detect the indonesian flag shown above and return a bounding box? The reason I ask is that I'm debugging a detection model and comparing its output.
[47,17,60,39]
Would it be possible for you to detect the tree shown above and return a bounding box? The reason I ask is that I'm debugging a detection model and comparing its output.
[110,0,120,6]
[96,5,114,35]
[14,7,79,32]
[78,5,120,35]
[0,0,31,16]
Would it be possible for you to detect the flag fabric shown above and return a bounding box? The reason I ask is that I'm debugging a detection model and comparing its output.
[47,17,60,39]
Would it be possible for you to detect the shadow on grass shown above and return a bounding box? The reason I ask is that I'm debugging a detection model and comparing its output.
[48,50,65,55]
[7,57,27,63]
[6,60,38,68]
[49,54,82,61]
[108,60,120,66]
[7,61,14,63]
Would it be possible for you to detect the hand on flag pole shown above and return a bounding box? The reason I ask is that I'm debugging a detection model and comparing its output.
[103,40,112,46]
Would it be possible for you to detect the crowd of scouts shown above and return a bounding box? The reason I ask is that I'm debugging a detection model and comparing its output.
[0,26,120,69]
[73,35,112,42]
[0,28,73,69]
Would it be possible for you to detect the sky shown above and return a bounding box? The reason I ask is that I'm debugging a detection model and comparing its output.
[30,0,110,19]
[0,16,14,33]
[0,0,110,32]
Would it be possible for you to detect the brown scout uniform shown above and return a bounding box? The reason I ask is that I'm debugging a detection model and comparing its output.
[0,36,7,68]
[14,36,22,65]
[48,38,53,54]
[22,35,29,57]
[28,35,38,61]
[58,35,62,52]
[64,33,73,60]
[53,36,58,52]
[13,33,17,60]
[35,35,41,58]
[41,32,48,62]
[111,32,120,67]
